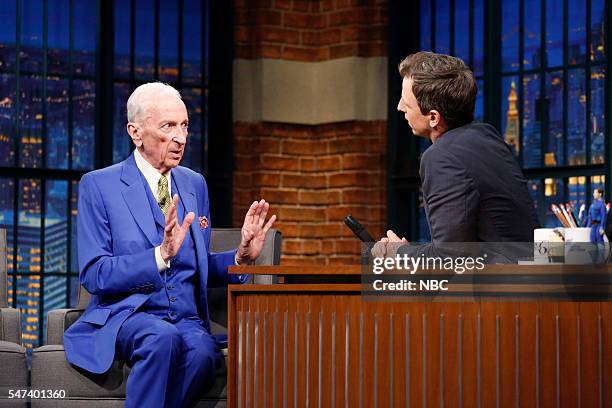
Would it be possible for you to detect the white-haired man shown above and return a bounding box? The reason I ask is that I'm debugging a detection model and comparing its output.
[64,82,276,407]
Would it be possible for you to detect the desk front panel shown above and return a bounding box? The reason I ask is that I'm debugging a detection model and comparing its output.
[227,284,611,407]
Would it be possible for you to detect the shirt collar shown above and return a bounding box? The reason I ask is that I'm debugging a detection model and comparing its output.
[133,148,171,198]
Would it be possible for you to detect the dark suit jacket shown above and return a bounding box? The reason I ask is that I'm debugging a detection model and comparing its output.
[408,122,539,258]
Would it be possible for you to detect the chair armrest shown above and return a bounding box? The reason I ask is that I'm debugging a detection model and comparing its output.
[45,308,84,345]
[0,307,21,344]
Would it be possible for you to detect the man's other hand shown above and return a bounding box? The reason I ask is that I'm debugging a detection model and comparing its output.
[160,195,195,262]
[371,229,408,258]
[236,199,277,265]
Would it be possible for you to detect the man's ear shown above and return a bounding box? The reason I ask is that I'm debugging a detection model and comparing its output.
[428,110,442,128]
[126,122,143,148]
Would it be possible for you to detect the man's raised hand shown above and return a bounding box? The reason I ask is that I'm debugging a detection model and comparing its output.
[235,199,277,265]
[160,194,195,262]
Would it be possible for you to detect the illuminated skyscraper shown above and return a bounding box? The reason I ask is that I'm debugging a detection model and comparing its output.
[0,91,14,167]
[568,176,586,210]
[503,81,520,155]
[1,211,67,350]
[591,114,605,164]
[522,74,542,167]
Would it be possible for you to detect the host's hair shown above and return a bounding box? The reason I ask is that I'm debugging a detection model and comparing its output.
[398,51,477,129]
[127,82,183,123]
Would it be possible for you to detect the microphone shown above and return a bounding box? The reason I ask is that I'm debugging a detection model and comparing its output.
[343,215,375,250]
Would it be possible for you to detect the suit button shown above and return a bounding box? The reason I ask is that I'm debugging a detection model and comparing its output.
[129,308,135,312]
[170,297,177,302]
[169,311,177,317]
[167,284,174,290]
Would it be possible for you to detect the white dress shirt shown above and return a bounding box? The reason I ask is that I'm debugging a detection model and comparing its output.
[133,149,171,272]
[134,149,241,268]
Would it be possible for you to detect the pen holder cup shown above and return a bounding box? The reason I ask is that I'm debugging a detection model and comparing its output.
[534,227,594,264]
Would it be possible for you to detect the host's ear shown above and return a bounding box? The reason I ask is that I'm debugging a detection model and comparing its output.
[428,110,442,128]
[127,122,143,148]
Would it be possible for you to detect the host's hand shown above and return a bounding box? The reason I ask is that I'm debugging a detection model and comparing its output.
[236,199,277,265]
[160,195,195,262]
[371,229,408,258]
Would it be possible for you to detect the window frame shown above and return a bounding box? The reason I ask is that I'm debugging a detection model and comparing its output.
[0,0,233,348]
[387,0,612,239]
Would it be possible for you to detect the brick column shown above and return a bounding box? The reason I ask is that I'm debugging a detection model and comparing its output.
[233,0,388,265]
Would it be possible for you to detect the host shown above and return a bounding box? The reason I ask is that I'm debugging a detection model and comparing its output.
[377,51,539,256]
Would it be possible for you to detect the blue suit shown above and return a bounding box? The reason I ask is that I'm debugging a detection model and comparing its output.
[64,154,243,407]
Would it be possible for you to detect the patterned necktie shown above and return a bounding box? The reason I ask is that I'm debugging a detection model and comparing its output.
[158,174,171,215]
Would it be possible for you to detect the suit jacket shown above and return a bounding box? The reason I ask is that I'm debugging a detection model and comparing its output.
[64,154,239,374]
[410,122,539,257]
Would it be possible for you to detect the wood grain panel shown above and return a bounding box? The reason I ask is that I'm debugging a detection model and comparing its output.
[441,303,461,407]
[479,302,497,407]
[602,301,611,406]
[460,302,479,408]
[375,303,391,408]
[517,302,538,407]
[227,282,611,408]
[578,302,600,408]
[424,303,442,407]
[538,302,559,408]
[498,302,519,407]
[558,302,579,408]
[407,302,425,408]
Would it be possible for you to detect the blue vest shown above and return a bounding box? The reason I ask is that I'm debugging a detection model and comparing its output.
[139,171,200,322]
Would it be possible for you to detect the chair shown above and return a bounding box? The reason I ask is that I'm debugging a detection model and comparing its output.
[0,228,29,408]
[30,228,282,408]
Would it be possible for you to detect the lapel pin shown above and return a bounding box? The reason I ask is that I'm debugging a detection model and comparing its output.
[198,215,209,229]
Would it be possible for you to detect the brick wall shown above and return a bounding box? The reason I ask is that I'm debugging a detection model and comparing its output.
[233,0,388,265]
[234,0,387,61]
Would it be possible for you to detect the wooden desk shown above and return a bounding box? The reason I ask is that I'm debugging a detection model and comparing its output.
[227,265,611,407]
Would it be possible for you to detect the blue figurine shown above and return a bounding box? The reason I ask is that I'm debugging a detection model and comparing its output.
[580,188,607,244]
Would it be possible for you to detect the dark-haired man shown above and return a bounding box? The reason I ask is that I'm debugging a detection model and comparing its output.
[376,51,539,256]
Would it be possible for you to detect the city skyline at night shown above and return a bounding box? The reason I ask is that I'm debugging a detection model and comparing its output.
[0,0,209,348]
[419,0,607,239]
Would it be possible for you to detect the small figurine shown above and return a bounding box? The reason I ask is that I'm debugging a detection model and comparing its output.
[579,188,608,244]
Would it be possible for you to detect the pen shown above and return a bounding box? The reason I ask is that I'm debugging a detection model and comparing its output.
[551,204,571,227]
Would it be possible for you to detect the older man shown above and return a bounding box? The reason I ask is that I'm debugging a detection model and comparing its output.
[64,83,275,408]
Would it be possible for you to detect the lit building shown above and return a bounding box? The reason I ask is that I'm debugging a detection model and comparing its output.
[503,81,520,155]
[1,210,68,350]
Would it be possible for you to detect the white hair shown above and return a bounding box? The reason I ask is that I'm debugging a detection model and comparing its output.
[126,82,183,123]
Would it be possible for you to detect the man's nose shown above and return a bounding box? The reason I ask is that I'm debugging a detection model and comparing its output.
[172,132,187,145]
[397,101,402,111]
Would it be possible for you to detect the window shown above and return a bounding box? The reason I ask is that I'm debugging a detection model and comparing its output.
[415,0,485,241]
[112,0,208,173]
[388,0,609,240]
[0,0,212,350]
[499,0,606,227]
